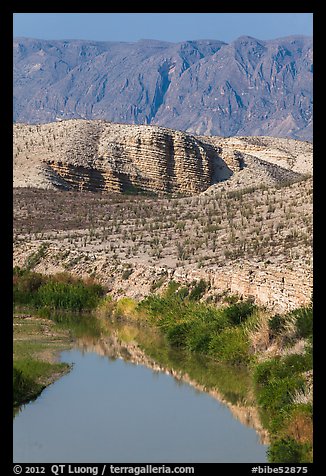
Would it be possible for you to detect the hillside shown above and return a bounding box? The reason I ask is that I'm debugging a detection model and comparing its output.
[13,178,313,313]
[13,35,313,140]
[13,118,313,311]
[13,120,312,195]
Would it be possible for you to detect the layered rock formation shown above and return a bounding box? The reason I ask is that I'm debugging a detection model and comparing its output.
[13,120,232,195]
[13,119,312,195]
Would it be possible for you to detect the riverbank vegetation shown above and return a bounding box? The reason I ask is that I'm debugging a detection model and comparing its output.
[13,269,313,462]
[14,266,105,313]
[136,280,256,364]
[13,315,71,407]
[254,305,313,463]
[109,279,313,463]
[13,267,105,407]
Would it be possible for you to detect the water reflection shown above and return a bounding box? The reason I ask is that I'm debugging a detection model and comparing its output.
[14,315,269,462]
[75,319,269,445]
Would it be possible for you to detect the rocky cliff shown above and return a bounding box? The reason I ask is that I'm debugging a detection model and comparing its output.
[13,119,312,195]
[13,120,231,195]
[13,36,313,140]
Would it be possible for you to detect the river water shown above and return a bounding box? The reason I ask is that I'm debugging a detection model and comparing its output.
[13,318,268,463]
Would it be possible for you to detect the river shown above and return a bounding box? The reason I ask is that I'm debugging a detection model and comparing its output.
[13,317,268,463]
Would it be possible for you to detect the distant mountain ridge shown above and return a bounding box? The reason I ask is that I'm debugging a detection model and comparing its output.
[13,35,313,141]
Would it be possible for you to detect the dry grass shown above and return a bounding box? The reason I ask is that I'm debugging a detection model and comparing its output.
[247,311,272,353]
[283,408,313,445]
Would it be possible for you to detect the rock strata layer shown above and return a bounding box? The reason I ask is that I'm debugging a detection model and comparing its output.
[13,120,312,195]
[14,120,231,195]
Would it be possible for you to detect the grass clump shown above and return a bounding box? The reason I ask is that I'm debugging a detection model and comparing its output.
[13,315,71,407]
[188,279,208,301]
[209,327,251,365]
[115,297,141,321]
[13,366,42,406]
[268,303,313,343]
[267,438,311,464]
[137,283,255,365]
[14,267,105,312]
[223,300,256,325]
[36,280,102,311]
[293,306,313,339]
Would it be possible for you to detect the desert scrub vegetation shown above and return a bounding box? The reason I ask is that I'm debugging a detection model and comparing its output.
[13,267,105,313]
[13,177,312,275]
[24,242,50,270]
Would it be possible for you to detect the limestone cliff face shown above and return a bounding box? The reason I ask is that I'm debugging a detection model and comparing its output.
[13,119,312,195]
[13,120,231,195]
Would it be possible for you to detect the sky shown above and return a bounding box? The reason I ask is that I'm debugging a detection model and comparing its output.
[13,13,313,43]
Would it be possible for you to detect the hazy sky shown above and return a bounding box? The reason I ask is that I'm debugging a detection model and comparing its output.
[13,13,313,43]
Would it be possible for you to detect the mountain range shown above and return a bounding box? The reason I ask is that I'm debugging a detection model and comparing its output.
[13,35,313,141]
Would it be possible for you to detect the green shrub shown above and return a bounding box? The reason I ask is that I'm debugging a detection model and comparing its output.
[13,367,41,406]
[283,353,312,374]
[13,268,46,306]
[140,295,179,322]
[166,321,193,347]
[254,358,286,385]
[164,280,180,299]
[268,313,286,337]
[294,306,313,338]
[177,286,190,300]
[202,309,231,331]
[254,353,312,388]
[257,375,305,412]
[269,305,313,341]
[188,279,208,301]
[267,438,311,463]
[209,327,250,365]
[223,300,256,326]
[185,321,213,353]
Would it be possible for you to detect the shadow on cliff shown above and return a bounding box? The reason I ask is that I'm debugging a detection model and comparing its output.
[198,141,234,185]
